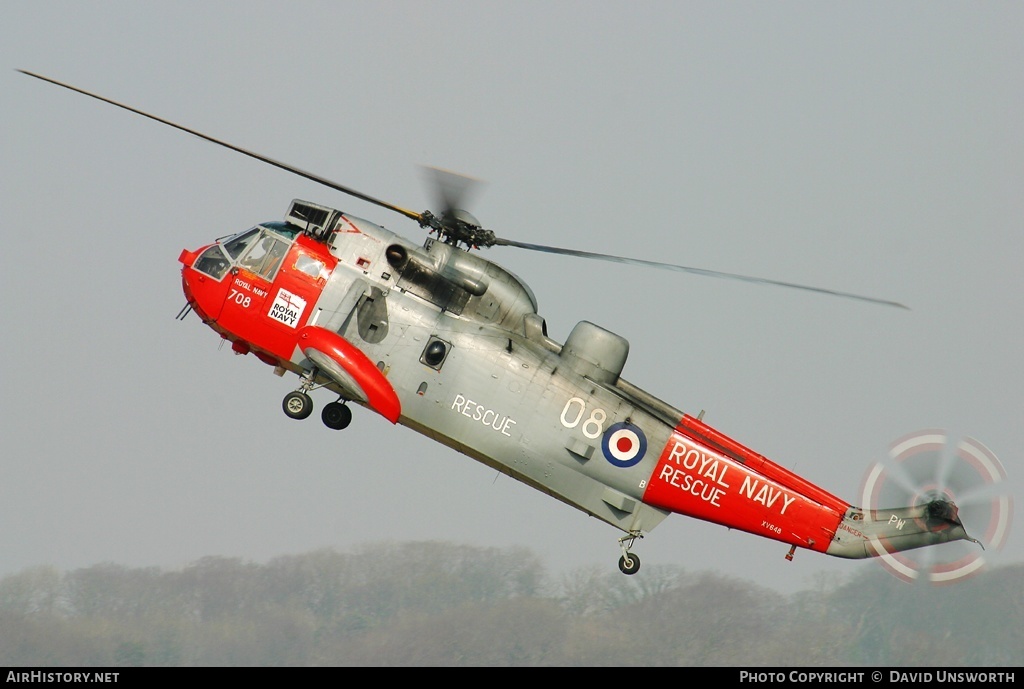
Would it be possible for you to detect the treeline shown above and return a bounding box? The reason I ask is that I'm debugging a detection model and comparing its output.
[0,542,1020,666]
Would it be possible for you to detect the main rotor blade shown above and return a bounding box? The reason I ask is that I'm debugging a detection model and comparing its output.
[19,69,910,311]
[494,238,909,309]
[17,70,424,224]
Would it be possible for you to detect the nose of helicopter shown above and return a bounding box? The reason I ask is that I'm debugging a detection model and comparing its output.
[178,245,226,323]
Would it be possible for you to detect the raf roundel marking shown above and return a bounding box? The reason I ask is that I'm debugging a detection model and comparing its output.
[602,422,647,468]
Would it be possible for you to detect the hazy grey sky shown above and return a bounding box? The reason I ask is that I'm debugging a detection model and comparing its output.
[3,2,1021,594]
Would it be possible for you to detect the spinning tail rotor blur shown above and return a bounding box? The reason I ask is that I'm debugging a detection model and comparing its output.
[860,430,1013,585]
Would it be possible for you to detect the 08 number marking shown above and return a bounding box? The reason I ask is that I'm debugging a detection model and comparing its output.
[560,397,606,439]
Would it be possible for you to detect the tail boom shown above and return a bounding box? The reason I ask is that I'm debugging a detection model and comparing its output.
[641,416,981,564]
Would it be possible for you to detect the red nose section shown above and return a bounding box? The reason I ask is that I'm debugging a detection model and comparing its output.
[178,246,226,323]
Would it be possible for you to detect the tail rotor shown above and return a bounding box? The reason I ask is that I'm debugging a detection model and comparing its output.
[860,430,1013,585]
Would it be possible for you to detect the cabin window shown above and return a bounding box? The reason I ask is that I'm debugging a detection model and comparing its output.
[294,254,326,279]
[420,337,451,370]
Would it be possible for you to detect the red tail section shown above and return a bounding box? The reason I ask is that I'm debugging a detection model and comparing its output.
[642,415,849,553]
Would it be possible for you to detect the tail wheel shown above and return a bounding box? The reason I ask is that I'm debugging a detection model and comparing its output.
[860,430,1013,585]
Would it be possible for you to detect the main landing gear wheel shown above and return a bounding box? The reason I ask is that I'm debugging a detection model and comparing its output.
[321,401,352,430]
[618,553,641,575]
[282,391,313,420]
[860,430,1013,586]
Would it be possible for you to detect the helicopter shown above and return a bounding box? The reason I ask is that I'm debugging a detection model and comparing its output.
[21,69,1000,579]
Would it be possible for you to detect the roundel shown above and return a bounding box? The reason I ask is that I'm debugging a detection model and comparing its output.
[602,422,648,468]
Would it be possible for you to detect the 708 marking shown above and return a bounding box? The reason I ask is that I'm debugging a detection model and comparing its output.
[228,289,251,308]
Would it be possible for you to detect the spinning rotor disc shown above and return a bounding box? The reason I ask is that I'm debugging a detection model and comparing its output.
[860,430,1013,585]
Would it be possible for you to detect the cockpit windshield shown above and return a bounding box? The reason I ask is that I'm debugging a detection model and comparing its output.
[223,227,260,259]
[223,223,299,260]
[192,223,300,282]
[193,244,230,280]
[221,223,298,281]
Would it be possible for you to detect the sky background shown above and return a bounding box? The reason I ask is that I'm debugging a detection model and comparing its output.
[3,2,1021,595]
